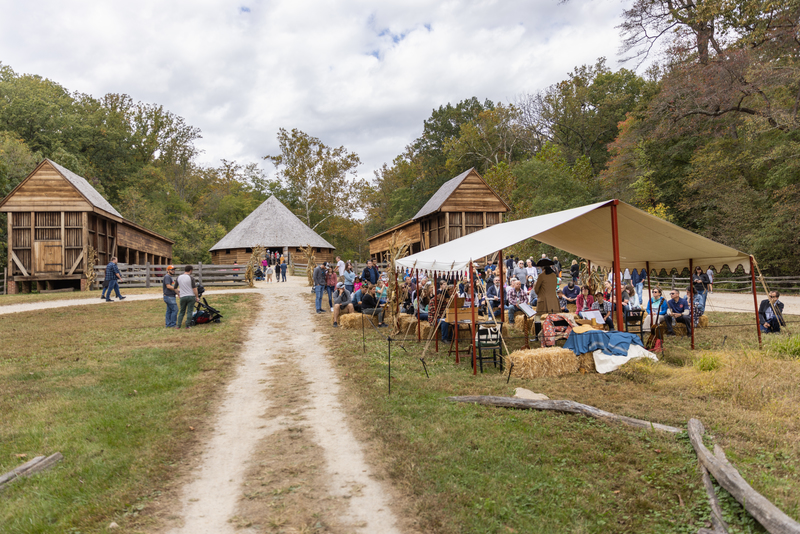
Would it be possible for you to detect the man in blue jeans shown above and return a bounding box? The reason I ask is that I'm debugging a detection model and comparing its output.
[103,257,126,302]
[313,262,327,313]
[162,265,178,328]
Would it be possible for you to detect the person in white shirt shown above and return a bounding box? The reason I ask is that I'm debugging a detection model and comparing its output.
[176,265,199,329]
[336,256,345,277]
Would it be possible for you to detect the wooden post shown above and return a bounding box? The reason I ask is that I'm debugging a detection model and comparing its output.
[689,259,695,350]
[3,267,6,295]
[60,211,65,275]
[461,211,466,238]
[415,269,420,341]
[646,262,653,331]
[750,256,762,348]
[145,261,151,288]
[82,212,88,273]
[470,261,477,375]
[498,250,505,322]
[445,212,450,242]
[610,201,623,330]
[7,212,13,276]
[198,262,204,285]
[30,210,35,276]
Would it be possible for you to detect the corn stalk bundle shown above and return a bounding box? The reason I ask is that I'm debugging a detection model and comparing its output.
[86,245,98,290]
[245,245,266,287]
[385,232,410,335]
[299,244,316,287]
[579,261,605,295]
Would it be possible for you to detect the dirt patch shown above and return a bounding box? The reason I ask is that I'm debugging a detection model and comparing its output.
[232,351,348,532]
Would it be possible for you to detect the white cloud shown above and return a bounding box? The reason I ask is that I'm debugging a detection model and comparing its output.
[0,0,633,180]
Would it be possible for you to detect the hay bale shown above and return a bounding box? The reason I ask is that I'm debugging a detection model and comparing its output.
[507,347,579,379]
[699,315,709,328]
[339,313,375,330]
[578,352,596,373]
[674,323,688,337]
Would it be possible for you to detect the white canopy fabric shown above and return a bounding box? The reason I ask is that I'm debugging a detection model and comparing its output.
[395,200,751,274]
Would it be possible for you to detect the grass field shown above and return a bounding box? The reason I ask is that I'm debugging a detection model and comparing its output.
[324,309,800,533]
[0,294,261,533]
[0,285,255,307]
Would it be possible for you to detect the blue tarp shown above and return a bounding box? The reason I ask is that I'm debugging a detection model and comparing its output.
[563,331,644,357]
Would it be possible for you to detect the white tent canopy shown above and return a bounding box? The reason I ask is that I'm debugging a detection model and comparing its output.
[395,200,751,274]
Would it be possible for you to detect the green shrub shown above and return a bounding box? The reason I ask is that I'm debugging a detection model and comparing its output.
[694,353,722,371]
[767,334,800,360]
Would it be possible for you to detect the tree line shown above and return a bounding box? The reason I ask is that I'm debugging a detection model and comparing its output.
[1,0,798,273]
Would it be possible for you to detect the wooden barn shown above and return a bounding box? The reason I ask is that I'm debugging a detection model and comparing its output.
[368,168,510,263]
[1,159,174,293]
[209,195,335,265]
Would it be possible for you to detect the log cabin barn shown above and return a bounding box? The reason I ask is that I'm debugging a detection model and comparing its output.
[368,168,510,263]
[209,195,335,265]
[1,159,174,293]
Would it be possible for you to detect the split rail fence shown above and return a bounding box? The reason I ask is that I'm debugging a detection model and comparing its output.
[291,262,389,278]
[647,274,800,294]
[91,263,248,290]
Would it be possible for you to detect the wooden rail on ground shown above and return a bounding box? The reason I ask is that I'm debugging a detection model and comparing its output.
[92,263,249,289]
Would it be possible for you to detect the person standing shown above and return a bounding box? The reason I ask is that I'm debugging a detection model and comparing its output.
[361,260,379,286]
[343,263,356,294]
[103,257,125,302]
[706,267,714,294]
[533,262,559,315]
[692,266,710,308]
[326,264,338,310]
[570,260,580,284]
[280,258,288,282]
[313,262,327,313]
[336,256,345,277]
[162,265,178,328]
[176,265,199,329]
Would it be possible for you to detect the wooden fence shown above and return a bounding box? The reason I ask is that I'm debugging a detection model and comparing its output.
[92,263,249,289]
[645,275,800,294]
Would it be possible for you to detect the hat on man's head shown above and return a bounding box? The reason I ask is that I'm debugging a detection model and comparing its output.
[336,282,345,288]
[167,265,175,271]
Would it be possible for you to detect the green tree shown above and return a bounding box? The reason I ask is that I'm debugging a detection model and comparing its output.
[264,128,362,232]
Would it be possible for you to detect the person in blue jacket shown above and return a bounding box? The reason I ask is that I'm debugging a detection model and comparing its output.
[644,287,668,332]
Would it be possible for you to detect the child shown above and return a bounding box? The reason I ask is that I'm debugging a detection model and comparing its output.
[556,290,569,313]
[353,276,363,295]
[596,291,614,330]
[266,265,274,283]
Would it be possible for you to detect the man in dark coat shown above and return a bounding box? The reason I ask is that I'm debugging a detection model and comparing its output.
[361,260,379,285]
[759,291,785,333]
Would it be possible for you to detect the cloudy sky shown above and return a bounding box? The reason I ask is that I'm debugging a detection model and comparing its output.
[1,0,632,180]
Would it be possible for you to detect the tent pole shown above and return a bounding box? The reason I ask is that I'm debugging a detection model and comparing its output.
[435,271,439,353]
[610,201,623,330]
[470,261,477,375]
[498,250,505,322]
[454,277,459,364]
[415,269,420,341]
[750,255,762,348]
[689,259,695,350]
[646,261,653,331]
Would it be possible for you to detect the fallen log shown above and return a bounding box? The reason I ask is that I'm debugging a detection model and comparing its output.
[700,463,729,533]
[448,396,682,433]
[0,452,63,490]
[687,419,800,534]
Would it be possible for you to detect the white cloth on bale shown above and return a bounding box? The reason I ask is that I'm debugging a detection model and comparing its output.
[592,344,658,374]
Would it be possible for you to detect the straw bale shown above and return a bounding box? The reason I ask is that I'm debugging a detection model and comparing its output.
[338,313,374,329]
[699,315,709,328]
[674,323,689,337]
[578,352,596,373]
[507,347,579,379]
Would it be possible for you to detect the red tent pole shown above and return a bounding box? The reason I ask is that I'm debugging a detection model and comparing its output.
[689,259,695,350]
[750,256,762,348]
[646,261,653,330]
[610,201,623,330]
[498,250,505,322]
[415,269,420,341]
[454,276,459,364]
[470,261,477,375]
[434,271,439,353]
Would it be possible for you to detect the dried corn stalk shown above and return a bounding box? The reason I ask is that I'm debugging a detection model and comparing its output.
[299,244,316,286]
[386,232,410,335]
[86,245,98,290]
[245,245,266,287]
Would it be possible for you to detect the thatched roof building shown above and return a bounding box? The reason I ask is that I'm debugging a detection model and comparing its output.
[209,195,335,264]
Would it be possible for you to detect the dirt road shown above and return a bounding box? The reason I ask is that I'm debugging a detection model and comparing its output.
[163,277,401,533]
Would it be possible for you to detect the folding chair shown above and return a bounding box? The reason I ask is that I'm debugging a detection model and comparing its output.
[625,309,645,341]
[475,324,504,373]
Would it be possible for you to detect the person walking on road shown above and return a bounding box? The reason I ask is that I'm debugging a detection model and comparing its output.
[177,265,200,329]
[313,262,327,313]
[103,257,126,302]
[162,265,178,328]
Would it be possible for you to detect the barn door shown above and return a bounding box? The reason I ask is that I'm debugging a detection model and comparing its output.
[34,241,63,273]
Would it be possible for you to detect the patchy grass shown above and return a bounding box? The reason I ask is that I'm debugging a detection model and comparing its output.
[0,285,255,307]
[0,294,260,533]
[321,306,800,533]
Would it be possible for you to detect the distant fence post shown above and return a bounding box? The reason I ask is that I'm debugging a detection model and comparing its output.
[3,267,6,295]
[145,262,151,288]
[671,273,676,290]
[198,262,203,285]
